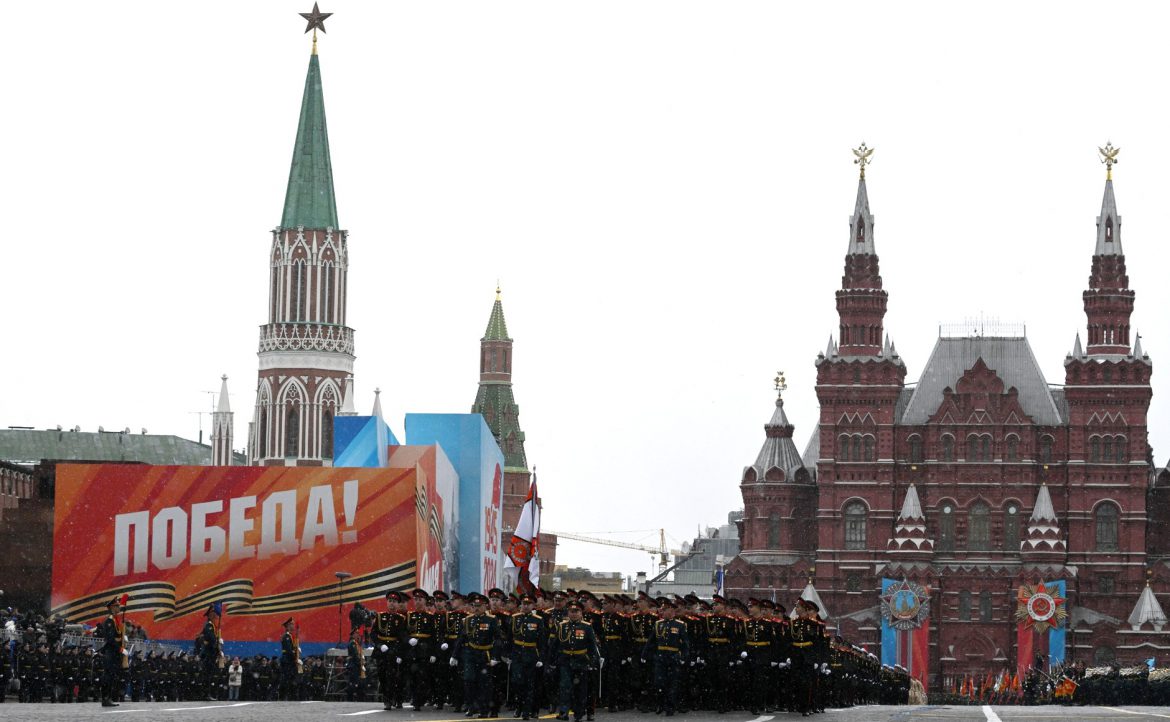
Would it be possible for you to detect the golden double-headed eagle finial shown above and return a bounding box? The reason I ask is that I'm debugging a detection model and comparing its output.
[853,142,874,179]
[1099,142,1120,181]
[774,371,787,397]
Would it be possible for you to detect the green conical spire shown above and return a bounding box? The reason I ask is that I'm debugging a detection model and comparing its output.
[281,53,338,230]
[483,285,510,340]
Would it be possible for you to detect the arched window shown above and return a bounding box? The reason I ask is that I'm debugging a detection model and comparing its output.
[1006,435,1020,462]
[969,501,991,551]
[1103,437,1114,463]
[768,513,781,549]
[838,435,849,460]
[979,591,992,622]
[1003,503,1020,553]
[864,436,875,462]
[258,409,268,459]
[1116,436,1127,463]
[958,590,972,620]
[1039,435,1053,464]
[285,406,300,458]
[321,408,334,460]
[939,503,955,553]
[852,436,862,462]
[941,435,955,463]
[1095,503,1119,552]
[909,435,924,464]
[844,502,867,550]
[982,435,992,461]
[967,435,979,461]
[1090,436,1101,463]
[853,367,862,384]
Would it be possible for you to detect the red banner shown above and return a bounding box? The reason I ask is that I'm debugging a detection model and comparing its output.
[51,464,446,643]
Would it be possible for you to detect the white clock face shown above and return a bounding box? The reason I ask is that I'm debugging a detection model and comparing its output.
[943,505,952,514]
[1009,505,1018,514]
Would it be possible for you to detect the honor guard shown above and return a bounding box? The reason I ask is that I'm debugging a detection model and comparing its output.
[371,592,406,709]
[436,591,466,711]
[641,598,689,717]
[97,596,127,707]
[278,618,300,700]
[744,599,776,715]
[198,603,223,701]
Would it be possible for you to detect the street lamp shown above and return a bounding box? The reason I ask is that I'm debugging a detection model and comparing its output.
[335,571,351,646]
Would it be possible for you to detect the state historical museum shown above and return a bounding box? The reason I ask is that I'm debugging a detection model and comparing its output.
[726,146,1170,689]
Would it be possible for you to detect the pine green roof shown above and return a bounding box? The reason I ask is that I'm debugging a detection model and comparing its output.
[281,54,338,230]
[483,293,510,341]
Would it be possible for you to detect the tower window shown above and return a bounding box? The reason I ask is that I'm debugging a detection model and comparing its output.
[1039,436,1053,464]
[1006,435,1020,462]
[979,591,993,622]
[864,436,875,462]
[908,435,924,464]
[939,504,955,553]
[958,590,972,620]
[321,408,334,460]
[285,407,300,458]
[941,435,955,463]
[768,512,781,548]
[969,501,991,552]
[1095,503,1119,552]
[1004,504,1020,552]
[844,501,867,550]
[1090,436,1101,463]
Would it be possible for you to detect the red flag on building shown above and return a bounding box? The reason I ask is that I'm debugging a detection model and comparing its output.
[503,473,541,594]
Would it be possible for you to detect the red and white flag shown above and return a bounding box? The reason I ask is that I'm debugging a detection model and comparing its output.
[504,473,541,593]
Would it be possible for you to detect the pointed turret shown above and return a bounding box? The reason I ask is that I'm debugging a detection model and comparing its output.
[1071,332,1083,359]
[789,579,829,620]
[372,387,384,420]
[1083,144,1135,355]
[211,375,234,466]
[1128,577,1167,632]
[888,484,934,555]
[744,395,807,483]
[339,377,357,416]
[1021,484,1067,556]
[281,53,338,230]
[835,145,889,357]
[1134,333,1146,359]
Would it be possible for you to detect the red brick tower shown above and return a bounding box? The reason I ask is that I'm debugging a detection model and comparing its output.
[813,148,907,603]
[1062,147,1153,655]
[249,34,352,466]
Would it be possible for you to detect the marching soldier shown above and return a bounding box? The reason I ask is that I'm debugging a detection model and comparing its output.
[599,595,629,712]
[789,598,823,717]
[487,588,511,718]
[96,596,127,707]
[431,590,459,711]
[641,598,688,717]
[451,592,503,718]
[629,592,658,712]
[553,599,601,722]
[705,595,740,713]
[406,589,438,711]
[372,591,407,710]
[744,599,776,715]
[509,592,547,720]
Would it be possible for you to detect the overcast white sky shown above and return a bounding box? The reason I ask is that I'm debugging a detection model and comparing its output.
[6,2,1170,581]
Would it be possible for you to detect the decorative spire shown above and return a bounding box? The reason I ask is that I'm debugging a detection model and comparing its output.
[888,484,934,555]
[371,387,384,420]
[789,577,829,620]
[847,145,876,256]
[216,375,231,414]
[300,3,332,56]
[1127,572,1167,632]
[745,382,806,484]
[1134,332,1145,359]
[281,25,339,230]
[483,285,510,341]
[339,376,357,416]
[1072,332,1083,359]
[1022,484,1066,556]
[1095,146,1123,256]
[1083,143,1134,355]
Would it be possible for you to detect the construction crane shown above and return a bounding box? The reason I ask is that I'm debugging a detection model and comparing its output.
[545,528,689,572]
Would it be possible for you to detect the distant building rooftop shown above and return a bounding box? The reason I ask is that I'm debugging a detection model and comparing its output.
[0,428,244,466]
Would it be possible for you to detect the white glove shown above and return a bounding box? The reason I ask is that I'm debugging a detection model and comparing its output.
[696,657,703,665]
[820,662,829,671]
[621,659,627,665]
[729,662,735,667]
[380,645,389,653]
[824,668,831,676]
[441,643,449,651]
[449,657,458,667]
[428,655,436,664]
[408,638,418,647]
[395,657,402,665]
[786,658,792,665]
[689,661,695,667]
[536,661,543,668]
[812,662,818,670]
[123,649,129,656]
[740,651,748,659]
[770,661,778,668]
[489,659,498,667]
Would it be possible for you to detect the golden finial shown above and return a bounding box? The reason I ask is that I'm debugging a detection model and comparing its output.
[1099,141,1120,181]
[773,371,787,398]
[495,280,501,301]
[852,142,874,180]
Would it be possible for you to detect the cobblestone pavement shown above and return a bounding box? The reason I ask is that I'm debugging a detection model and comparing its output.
[1,704,1170,722]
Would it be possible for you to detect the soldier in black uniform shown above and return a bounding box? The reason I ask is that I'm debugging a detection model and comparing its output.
[371,591,407,709]
[553,600,600,722]
[96,596,126,707]
[744,599,776,714]
[597,595,628,713]
[628,593,657,712]
[198,604,223,701]
[789,598,823,717]
[641,598,688,717]
[509,593,547,720]
[441,592,468,711]
[406,589,437,710]
[278,618,299,700]
[704,595,740,713]
[486,588,510,717]
[345,626,366,701]
[451,592,503,718]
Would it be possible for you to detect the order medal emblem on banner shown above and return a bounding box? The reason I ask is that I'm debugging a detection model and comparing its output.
[879,578,930,630]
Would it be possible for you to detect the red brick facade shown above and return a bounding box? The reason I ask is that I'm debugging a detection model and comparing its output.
[727,172,1164,686]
